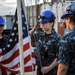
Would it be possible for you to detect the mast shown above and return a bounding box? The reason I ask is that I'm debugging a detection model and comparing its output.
[17,0,24,75]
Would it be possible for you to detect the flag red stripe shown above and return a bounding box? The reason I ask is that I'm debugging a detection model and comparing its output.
[1,68,7,75]
[23,42,30,51]
[24,66,33,72]
[32,52,35,58]
[24,55,31,64]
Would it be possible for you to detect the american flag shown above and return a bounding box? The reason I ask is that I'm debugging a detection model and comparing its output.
[0,0,35,74]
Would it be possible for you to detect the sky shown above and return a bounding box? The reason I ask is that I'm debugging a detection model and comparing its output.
[0,0,36,16]
[0,0,51,16]
[0,0,17,15]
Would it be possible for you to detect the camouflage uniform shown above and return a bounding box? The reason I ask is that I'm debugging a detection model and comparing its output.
[31,28,44,66]
[0,35,8,49]
[37,30,61,75]
[58,28,75,75]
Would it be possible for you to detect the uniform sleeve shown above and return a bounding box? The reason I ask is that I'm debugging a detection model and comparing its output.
[58,40,71,66]
[3,35,9,48]
[54,34,61,58]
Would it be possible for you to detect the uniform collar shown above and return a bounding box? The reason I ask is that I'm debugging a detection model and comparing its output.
[45,30,55,35]
[70,28,75,32]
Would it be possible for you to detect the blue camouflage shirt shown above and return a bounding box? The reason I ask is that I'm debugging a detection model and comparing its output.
[58,28,75,75]
[38,30,61,75]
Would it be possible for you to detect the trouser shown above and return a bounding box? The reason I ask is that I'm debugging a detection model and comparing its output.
[37,66,43,75]
[9,73,15,75]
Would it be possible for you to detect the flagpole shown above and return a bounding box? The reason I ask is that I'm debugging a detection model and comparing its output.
[21,0,34,72]
[17,0,24,75]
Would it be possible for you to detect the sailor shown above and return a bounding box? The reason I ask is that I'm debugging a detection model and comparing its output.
[57,2,75,75]
[29,10,61,75]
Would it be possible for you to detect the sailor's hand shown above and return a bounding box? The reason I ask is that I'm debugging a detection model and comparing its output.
[41,66,50,74]
[34,21,40,30]
[29,21,40,36]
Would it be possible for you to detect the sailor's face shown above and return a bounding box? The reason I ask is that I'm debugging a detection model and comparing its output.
[41,22,53,32]
[64,17,70,30]
[0,25,4,34]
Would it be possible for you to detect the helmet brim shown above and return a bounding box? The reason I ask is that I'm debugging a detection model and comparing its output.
[61,12,68,19]
[61,11,75,19]
[0,24,5,26]
[38,18,55,23]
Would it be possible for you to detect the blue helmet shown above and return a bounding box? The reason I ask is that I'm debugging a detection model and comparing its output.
[38,10,56,23]
[61,2,75,19]
[0,16,5,25]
